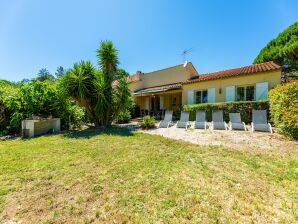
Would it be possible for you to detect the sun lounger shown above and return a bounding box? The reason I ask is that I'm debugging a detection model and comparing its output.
[229,113,247,131]
[158,110,173,128]
[211,110,227,130]
[176,111,190,129]
[251,110,273,133]
[194,110,207,130]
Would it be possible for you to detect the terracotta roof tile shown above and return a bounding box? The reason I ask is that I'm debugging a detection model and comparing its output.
[184,61,280,84]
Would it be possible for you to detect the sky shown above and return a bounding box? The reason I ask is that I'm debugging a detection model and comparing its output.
[0,0,298,81]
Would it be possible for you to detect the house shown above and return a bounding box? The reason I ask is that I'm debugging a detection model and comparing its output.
[128,61,281,115]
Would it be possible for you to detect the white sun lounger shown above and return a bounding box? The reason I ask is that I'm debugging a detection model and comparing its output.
[251,110,273,133]
[177,111,190,129]
[229,113,247,131]
[211,110,228,130]
[158,110,173,128]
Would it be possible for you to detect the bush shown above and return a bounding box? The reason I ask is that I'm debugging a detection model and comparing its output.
[114,110,131,124]
[130,104,140,118]
[0,79,85,135]
[183,100,269,123]
[269,82,298,139]
[138,116,156,130]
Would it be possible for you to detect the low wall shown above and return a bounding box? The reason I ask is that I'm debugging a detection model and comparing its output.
[22,118,61,138]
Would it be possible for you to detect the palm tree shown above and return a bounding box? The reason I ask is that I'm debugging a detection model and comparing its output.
[62,41,131,127]
[96,41,120,126]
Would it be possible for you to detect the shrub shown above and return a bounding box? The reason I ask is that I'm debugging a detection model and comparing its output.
[183,100,269,123]
[0,79,85,135]
[114,110,131,124]
[269,82,298,139]
[0,80,19,135]
[138,116,156,130]
[130,104,140,118]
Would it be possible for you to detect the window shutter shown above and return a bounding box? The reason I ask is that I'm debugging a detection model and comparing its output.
[256,82,268,100]
[145,97,149,110]
[160,96,164,109]
[207,88,216,103]
[225,86,235,102]
[187,90,194,104]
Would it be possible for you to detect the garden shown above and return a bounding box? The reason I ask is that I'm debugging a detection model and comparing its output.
[0,128,297,223]
[0,28,297,223]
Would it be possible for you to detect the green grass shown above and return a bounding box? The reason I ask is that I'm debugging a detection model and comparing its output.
[0,128,297,223]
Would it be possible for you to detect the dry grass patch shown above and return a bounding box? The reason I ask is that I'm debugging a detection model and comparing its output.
[0,128,297,223]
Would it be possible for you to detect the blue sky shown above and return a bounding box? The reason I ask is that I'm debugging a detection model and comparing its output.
[0,0,298,81]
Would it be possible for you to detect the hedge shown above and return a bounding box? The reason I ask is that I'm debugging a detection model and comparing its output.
[269,82,298,139]
[183,100,269,123]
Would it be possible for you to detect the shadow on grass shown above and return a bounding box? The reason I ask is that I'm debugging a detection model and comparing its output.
[63,127,134,139]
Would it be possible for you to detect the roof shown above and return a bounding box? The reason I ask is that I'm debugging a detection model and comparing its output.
[144,61,198,75]
[127,74,141,83]
[184,61,281,84]
[128,61,198,83]
[133,82,182,95]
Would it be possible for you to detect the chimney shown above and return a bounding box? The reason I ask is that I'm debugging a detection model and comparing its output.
[136,70,142,80]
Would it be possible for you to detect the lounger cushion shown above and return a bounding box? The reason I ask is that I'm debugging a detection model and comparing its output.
[159,120,171,128]
[213,122,226,130]
[212,110,224,122]
[194,121,206,129]
[177,121,189,128]
[252,110,268,124]
[231,123,245,130]
[254,124,271,132]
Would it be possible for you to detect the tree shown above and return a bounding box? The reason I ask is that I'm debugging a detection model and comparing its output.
[62,41,132,127]
[37,68,55,82]
[254,22,298,70]
[55,66,65,78]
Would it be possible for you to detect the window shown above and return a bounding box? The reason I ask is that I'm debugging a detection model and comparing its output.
[236,87,245,101]
[236,86,255,101]
[195,90,208,104]
[246,86,255,101]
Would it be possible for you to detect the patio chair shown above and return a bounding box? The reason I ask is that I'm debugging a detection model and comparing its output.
[251,110,273,133]
[194,110,207,130]
[229,113,247,131]
[176,111,190,129]
[211,110,228,130]
[158,110,173,128]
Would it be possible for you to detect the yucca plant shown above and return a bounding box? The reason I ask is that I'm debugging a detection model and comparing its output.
[62,41,132,127]
[138,116,156,130]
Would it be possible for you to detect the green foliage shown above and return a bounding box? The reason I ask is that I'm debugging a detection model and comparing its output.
[183,100,269,123]
[130,104,140,118]
[36,68,56,82]
[55,66,65,78]
[0,80,18,132]
[254,22,298,69]
[269,82,298,139]
[62,41,132,127]
[138,116,156,129]
[0,79,84,135]
[114,110,131,124]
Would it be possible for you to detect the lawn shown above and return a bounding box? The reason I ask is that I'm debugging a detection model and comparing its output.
[0,128,297,223]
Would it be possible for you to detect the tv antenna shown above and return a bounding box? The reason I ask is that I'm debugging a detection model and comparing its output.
[181,48,194,62]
